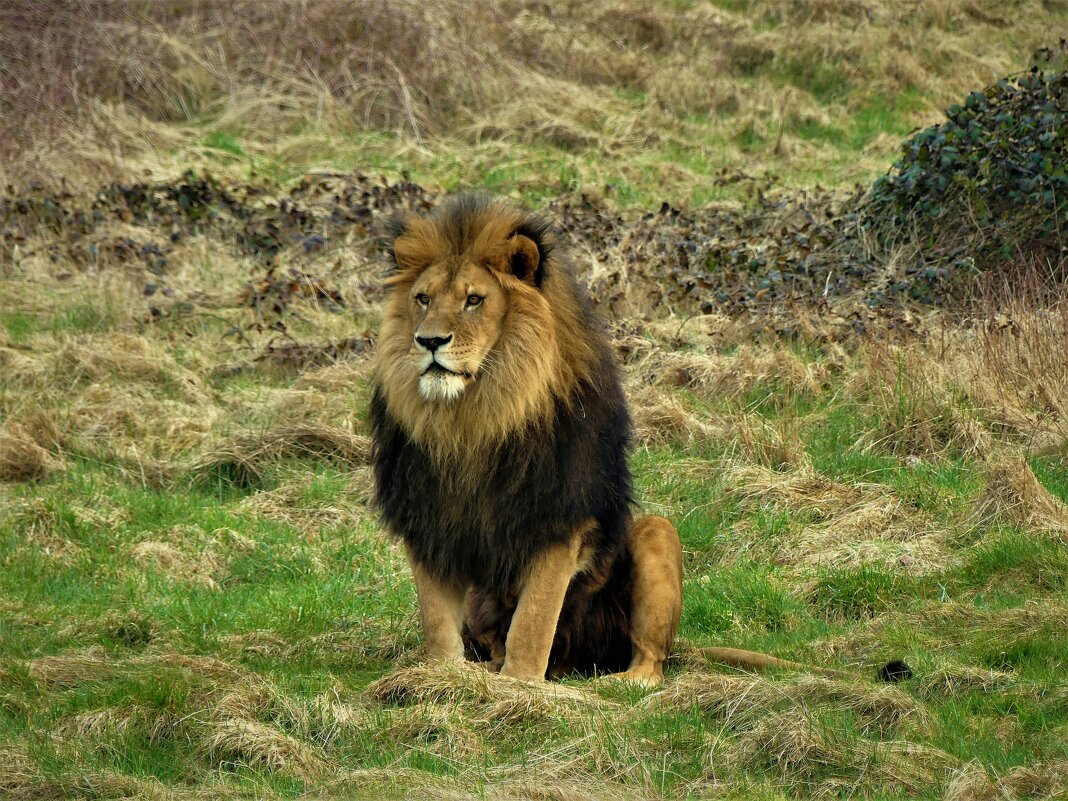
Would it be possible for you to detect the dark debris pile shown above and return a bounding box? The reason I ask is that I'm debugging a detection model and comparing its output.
[1,169,430,276]
[2,170,891,320]
[2,147,1060,332]
[546,188,880,315]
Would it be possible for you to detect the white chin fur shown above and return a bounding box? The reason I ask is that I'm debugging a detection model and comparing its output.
[419,371,468,402]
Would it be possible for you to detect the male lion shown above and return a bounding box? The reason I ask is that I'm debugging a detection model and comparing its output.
[369,194,680,685]
[369,194,908,686]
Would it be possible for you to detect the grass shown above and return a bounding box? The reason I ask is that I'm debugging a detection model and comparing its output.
[2,1,1068,798]
[3,1,1065,205]
[2,280,1067,798]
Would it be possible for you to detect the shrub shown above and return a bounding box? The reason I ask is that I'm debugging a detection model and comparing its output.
[863,68,1068,300]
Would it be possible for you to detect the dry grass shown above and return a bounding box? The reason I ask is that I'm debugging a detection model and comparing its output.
[917,663,1030,701]
[193,423,370,488]
[647,346,828,401]
[645,671,927,734]
[27,650,253,690]
[643,672,953,796]
[969,457,1068,536]
[729,709,956,796]
[626,382,728,449]
[723,463,950,572]
[0,743,148,801]
[0,430,62,482]
[235,469,374,534]
[198,717,325,779]
[971,298,1068,455]
[945,760,1068,801]
[2,0,1062,195]
[851,340,995,460]
[366,661,616,726]
[736,413,808,471]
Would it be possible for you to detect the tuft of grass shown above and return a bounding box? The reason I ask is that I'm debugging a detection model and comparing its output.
[809,564,921,622]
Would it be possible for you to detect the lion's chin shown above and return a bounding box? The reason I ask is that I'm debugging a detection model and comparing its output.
[418,370,471,402]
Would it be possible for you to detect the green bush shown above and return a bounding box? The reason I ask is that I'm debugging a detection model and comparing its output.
[863,68,1068,297]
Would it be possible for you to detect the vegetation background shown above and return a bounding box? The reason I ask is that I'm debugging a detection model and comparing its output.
[1,1,1067,799]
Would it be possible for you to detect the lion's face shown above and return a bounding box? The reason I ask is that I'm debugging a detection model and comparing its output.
[376,197,584,456]
[404,259,508,402]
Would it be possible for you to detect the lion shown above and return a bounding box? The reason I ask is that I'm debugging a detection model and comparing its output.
[369,193,910,686]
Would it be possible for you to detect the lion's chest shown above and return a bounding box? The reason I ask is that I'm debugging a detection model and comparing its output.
[369,385,633,590]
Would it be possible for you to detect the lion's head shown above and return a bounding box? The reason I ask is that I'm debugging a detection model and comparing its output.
[375,195,597,458]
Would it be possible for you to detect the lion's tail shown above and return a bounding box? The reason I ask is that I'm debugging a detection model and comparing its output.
[700,647,912,683]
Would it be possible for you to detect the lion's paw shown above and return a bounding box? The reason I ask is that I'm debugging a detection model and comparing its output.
[601,668,663,688]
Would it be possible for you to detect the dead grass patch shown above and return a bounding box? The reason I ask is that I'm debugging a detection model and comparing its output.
[725,463,948,572]
[66,384,217,456]
[728,708,956,796]
[0,743,147,800]
[651,345,829,401]
[626,383,728,449]
[55,334,204,401]
[130,540,224,588]
[431,777,647,801]
[378,704,484,757]
[853,341,994,460]
[969,299,1068,456]
[0,430,62,482]
[646,671,926,734]
[235,469,373,533]
[5,410,65,451]
[27,649,253,690]
[366,661,617,726]
[968,457,1068,536]
[58,704,183,743]
[902,601,1068,653]
[736,413,808,471]
[917,664,1029,701]
[194,423,370,488]
[129,524,254,588]
[945,759,1068,801]
[28,649,125,689]
[198,717,324,778]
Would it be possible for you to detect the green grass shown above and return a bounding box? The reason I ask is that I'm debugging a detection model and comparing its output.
[3,372,1068,799]
[4,272,1068,799]
[1,301,117,341]
[205,131,246,158]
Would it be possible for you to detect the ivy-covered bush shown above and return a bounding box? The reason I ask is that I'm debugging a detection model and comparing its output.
[863,67,1068,296]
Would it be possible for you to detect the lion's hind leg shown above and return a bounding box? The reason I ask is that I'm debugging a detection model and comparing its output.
[609,515,683,687]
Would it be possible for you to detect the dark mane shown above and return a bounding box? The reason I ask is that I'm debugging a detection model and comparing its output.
[370,343,632,591]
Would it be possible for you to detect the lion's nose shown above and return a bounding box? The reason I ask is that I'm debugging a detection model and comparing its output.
[415,334,452,353]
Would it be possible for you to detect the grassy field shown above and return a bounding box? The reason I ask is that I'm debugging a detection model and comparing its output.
[3,2,1068,800]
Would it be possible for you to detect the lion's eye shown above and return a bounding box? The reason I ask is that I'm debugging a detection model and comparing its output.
[466,294,484,308]
[415,293,430,307]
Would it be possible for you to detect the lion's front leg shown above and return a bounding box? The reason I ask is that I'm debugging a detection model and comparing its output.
[499,535,582,683]
[408,548,466,661]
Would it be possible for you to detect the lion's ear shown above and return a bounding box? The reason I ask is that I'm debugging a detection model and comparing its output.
[383,213,410,271]
[490,235,541,285]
